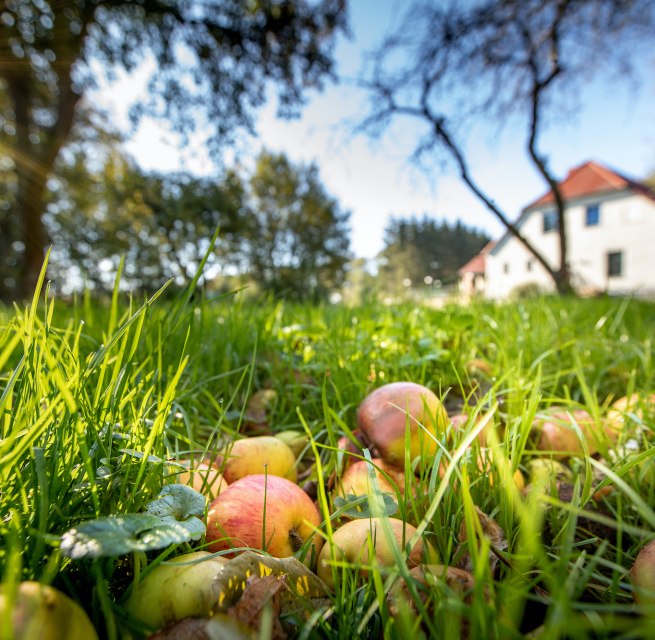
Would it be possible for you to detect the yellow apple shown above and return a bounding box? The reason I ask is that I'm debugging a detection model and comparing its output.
[357,382,449,469]
[126,551,228,629]
[317,517,428,588]
[0,582,98,640]
[206,474,323,565]
[217,436,297,484]
[605,393,655,440]
[175,460,227,500]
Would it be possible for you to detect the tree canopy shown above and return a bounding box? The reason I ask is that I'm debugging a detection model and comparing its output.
[360,0,654,295]
[0,0,348,300]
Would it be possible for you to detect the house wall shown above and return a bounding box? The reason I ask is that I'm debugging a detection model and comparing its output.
[485,191,655,299]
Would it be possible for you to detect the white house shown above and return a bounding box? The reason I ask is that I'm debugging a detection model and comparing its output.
[481,161,655,299]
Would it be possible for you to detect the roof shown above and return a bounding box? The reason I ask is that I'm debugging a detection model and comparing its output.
[525,160,655,210]
[458,241,496,275]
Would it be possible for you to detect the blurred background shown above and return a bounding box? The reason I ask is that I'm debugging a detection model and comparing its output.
[2,0,654,304]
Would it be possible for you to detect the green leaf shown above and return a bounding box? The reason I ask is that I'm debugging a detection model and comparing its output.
[146,484,207,520]
[60,514,201,559]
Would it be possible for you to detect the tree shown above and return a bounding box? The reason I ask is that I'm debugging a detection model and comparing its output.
[360,0,654,295]
[0,0,348,300]
[378,216,489,296]
[241,150,351,299]
[45,113,246,295]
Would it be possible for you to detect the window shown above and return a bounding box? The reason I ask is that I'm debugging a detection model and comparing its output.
[607,251,623,277]
[503,263,510,274]
[543,211,558,233]
[526,260,533,272]
[585,204,600,226]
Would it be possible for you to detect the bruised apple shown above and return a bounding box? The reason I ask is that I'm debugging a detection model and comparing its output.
[126,551,228,629]
[357,382,449,468]
[217,436,297,484]
[631,539,655,607]
[317,517,429,588]
[206,474,323,564]
[0,582,98,640]
[175,460,227,500]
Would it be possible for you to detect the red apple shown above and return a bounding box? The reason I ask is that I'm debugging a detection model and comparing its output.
[317,517,428,588]
[631,539,655,606]
[217,436,297,484]
[534,408,606,458]
[357,382,449,469]
[334,458,407,499]
[206,474,323,565]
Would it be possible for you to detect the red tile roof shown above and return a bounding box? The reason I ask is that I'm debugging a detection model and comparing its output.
[458,241,496,275]
[526,161,655,209]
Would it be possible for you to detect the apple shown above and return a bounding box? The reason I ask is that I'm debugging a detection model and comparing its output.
[316,517,428,588]
[0,582,98,640]
[450,412,498,447]
[534,407,606,458]
[605,393,655,440]
[274,430,309,458]
[476,448,525,491]
[217,436,297,484]
[126,551,228,629]
[206,474,323,565]
[175,460,227,500]
[334,458,407,500]
[387,564,476,617]
[357,382,449,469]
[631,539,655,607]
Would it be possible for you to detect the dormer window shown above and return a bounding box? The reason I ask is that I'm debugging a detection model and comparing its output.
[585,204,600,226]
[543,211,558,233]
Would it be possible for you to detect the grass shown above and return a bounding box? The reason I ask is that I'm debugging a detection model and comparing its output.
[1,275,654,638]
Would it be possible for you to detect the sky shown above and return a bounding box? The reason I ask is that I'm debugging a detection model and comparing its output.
[93,1,655,262]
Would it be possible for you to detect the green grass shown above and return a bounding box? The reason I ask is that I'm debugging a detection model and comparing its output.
[1,278,655,638]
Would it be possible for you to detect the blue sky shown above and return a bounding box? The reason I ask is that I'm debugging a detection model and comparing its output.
[95,1,655,260]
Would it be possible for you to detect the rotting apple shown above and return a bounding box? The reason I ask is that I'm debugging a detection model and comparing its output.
[0,582,99,640]
[316,517,429,588]
[126,551,228,629]
[175,460,227,500]
[357,382,449,469]
[206,474,323,565]
[216,436,297,484]
[631,539,655,607]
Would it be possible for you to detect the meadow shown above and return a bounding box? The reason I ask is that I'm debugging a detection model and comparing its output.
[1,273,654,639]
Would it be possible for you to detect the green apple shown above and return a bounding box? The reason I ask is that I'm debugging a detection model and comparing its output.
[274,430,309,458]
[206,474,323,565]
[357,382,449,469]
[0,582,98,640]
[317,517,429,588]
[126,551,228,629]
[217,436,297,484]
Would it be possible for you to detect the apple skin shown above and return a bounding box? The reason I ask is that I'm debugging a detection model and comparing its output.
[334,458,407,499]
[175,461,227,500]
[216,436,297,484]
[631,539,655,606]
[357,382,449,468]
[126,551,228,629]
[605,393,655,440]
[206,474,323,564]
[0,582,98,640]
[317,517,427,588]
[534,408,605,458]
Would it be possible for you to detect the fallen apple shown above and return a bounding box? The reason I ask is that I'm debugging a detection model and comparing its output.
[605,393,655,440]
[476,448,525,491]
[206,474,323,565]
[316,517,429,588]
[630,539,655,607]
[357,382,449,469]
[126,551,228,629]
[175,460,227,500]
[274,430,310,458]
[334,458,407,500]
[217,436,297,484]
[534,407,606,458]
[0,581,98,640]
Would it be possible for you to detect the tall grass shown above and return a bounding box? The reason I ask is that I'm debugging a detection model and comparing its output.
[1,284,654,638]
